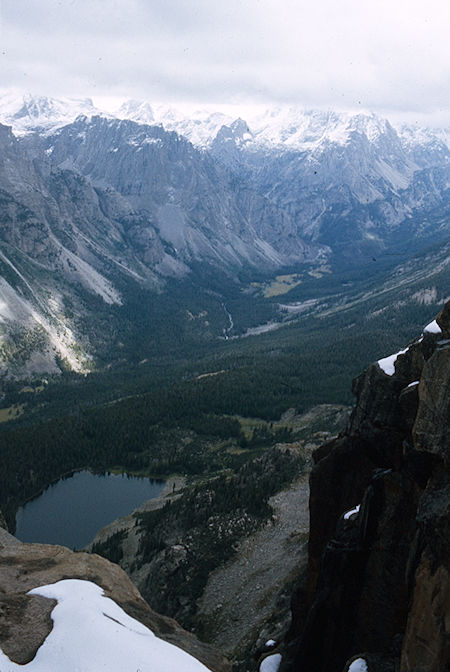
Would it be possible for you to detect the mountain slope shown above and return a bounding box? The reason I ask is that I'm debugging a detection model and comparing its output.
[0,114,323,377]
[45,115,320,269]
[0,95,449,379]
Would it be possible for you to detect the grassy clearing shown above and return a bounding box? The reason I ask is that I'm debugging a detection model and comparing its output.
[252,274,303,298]
[0,404,25,423]
[19,385,45,394]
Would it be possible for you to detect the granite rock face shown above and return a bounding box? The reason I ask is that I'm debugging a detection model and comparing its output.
[0,531,230,672]
[283,301,450,672]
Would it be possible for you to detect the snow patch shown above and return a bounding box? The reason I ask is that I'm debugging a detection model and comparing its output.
[423,319,442,334]
[377,346,409,375]
[259,653,282,672]
[348,658,368,672]
[407,380,419,388]
[344,504,360,520]
[0,579,209,672]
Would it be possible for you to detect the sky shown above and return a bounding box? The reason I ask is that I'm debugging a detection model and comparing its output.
[0,0,449,124]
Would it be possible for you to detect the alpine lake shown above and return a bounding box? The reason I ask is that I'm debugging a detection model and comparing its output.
[15,470,165,549]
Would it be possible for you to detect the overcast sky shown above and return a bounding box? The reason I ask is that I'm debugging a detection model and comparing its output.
[1,0,449,124]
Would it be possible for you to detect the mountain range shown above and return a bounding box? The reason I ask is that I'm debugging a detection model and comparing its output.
[0,93,448,377]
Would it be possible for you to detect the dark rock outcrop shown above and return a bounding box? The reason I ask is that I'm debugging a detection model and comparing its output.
[283,301,450,672]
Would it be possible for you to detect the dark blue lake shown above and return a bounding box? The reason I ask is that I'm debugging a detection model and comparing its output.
[15,470,165,549]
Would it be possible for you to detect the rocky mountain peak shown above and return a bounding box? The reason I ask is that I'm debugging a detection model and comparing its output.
[0,93,103,135]
[117,99,155,124]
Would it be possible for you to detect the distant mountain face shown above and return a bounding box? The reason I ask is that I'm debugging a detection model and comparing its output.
[207,110,450,262]
[1,95,448,263]
[0,93,448,377]
[44,115,318,270]
[0,107,322,376]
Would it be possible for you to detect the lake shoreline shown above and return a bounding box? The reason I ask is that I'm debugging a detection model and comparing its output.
[15,471,171,550]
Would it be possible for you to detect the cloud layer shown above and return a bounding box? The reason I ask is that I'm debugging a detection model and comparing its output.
[1,0,449,120]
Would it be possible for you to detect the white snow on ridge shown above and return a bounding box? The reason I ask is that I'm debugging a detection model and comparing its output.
[423,319,442,334]
[395,123,450,151]
[110,101,404,153]
[0,579,209,672]
[0,92,106,135]
[1,93,448,161]
[377,346,409,376]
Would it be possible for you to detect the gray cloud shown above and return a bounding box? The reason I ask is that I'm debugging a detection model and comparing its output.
[1,0,449,121]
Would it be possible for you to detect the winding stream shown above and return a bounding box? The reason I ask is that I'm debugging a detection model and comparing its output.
[222,303,234,339]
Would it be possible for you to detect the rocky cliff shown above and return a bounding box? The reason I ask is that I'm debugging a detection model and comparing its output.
[282,301,450,672]
[0,526,230,671]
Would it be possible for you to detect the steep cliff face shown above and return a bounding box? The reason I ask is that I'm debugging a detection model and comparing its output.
[0,527,230,671]
[284,301,450,672]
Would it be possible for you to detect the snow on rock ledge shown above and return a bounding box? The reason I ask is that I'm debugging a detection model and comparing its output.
[423,319,442,335]
[259,652,282,672]
[0,579,209,672]
[377,347,409,376]
[343,504,360,520]
[0,540,229,672]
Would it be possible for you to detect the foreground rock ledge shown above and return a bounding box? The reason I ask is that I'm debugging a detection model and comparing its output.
[0,529,230,672]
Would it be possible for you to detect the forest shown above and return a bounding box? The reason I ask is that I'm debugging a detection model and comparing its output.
[0,253,445,532]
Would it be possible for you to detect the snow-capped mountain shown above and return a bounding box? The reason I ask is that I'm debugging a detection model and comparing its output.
[207,109,450,258]
[0,92,106,135]
[113,100,450,261]
[44,115,318,270]
[0,92,449,376]
[0,113,321,376]
[116,100,234,148]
